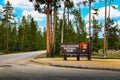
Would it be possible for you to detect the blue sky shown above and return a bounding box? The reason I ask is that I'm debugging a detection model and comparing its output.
[0,0,120,37]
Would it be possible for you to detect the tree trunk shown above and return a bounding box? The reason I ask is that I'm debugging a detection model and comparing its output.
[46,2,51,57]
[5,20,9,53]
[49,2,53,57]
[108,0,111,18]
[104,0,107,57]
[89,1,91,44]
[51,0,57,56]
[61,0,66,43]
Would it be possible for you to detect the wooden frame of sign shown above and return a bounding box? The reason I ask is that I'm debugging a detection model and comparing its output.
[60,43,91,61]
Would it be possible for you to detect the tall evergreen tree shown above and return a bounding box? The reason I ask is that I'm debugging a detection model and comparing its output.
[56,18,62,55]
[92,16,102,52]
[107,18,120,50]
[9,25,17,52]
[17,15,46,52]
[2,1,15,53]
[18,23,24,52]
[66,0,74,25]
[42,27,46,50]
[67,20,76,42]
[73,9,87,42]
[0,24,5,51]
[20,16,30,51]
[36,28,43,50]
[29,17,37,51]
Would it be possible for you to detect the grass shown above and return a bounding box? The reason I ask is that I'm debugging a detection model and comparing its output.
[0,53,4,56]
[107,53,120,59]
[92,52,120,59]
[34,52,120,59]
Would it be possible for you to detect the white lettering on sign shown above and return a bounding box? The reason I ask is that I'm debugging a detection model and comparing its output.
[61,45,79,48]
[67,50,74,52]
[61,44,79,53]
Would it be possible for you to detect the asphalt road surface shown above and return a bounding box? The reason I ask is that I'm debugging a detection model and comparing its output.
[0,51,120,80]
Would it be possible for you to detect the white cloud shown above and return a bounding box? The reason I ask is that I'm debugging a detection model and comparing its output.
[113,20,120,28]
[117,20,120,29]
[0,5,3,9]
[117,20,120,25]
[22,10,46,22]
[58,10,63,19]
[85,5,120,21]
[4,0,47,23]
[73,0,87,5]
[4,0,34,10]
[0,5,3,12]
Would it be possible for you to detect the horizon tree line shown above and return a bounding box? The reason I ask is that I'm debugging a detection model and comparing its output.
[0,0,120,56]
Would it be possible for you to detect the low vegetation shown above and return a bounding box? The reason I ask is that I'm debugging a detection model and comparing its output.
[92,50,120,59]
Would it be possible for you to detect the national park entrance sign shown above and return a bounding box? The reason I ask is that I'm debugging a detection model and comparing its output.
[61,43,91,60]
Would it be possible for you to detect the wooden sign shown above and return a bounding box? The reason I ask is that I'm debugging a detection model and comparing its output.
[61,42,91,61]
[61,43,80,53]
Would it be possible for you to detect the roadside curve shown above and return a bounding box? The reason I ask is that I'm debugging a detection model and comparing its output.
[31,57,120,72]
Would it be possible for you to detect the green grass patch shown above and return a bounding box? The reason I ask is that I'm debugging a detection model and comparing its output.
[34,51,120,60]
[107,53,120,59]
[92,53,120,59]
[0,53,4,56]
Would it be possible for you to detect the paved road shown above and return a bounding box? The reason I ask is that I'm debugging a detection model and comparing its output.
[0,51,120,80]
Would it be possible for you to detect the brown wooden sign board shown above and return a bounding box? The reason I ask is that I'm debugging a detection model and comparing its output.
[60,43,91,61]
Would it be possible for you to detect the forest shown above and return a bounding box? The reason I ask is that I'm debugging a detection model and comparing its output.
[0,0,120,57]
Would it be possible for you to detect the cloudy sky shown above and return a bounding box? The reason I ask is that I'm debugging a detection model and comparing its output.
[0,0,120,37]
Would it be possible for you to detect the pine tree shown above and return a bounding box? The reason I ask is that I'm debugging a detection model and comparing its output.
[35,28,42,50]
[2,1,15,53]
[29,17,37,51]
[36,28,46,50]
[18,23,24,52]
[73,9,87,42]
[67,20,76,42]
[56,19,62,55]
[20,16,30,51]
[0,24,5,51]
[9,25,17,52]
[92,16,102,52]
[107,18,120,50]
